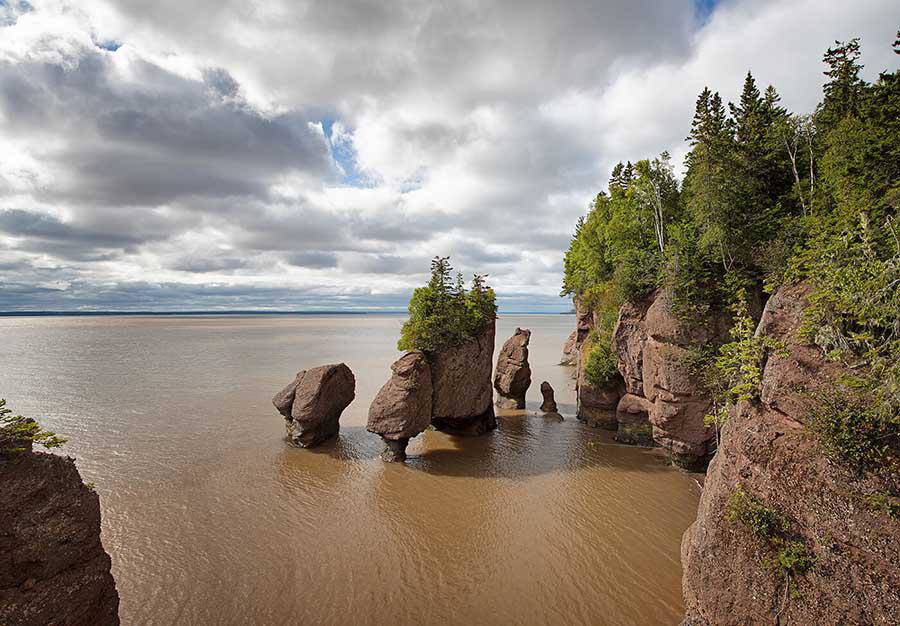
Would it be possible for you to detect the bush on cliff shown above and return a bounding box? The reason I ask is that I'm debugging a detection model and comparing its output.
[0,398,66,454]
[398,256,497,353]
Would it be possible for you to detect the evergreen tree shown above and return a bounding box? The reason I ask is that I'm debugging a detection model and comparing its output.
[818,38,864,132]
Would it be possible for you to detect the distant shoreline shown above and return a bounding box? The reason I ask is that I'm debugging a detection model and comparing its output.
[0,310,575,317]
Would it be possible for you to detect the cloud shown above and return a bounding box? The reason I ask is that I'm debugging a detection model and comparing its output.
[0,0,898,311]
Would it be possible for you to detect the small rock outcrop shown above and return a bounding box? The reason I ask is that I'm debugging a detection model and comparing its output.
[273,363,355,447]
[681,283,900,625]
[493,327,532,409]
[429,320,497,435]
[539,381,558,413]
[367,352,432,462]
[1,448,119,625]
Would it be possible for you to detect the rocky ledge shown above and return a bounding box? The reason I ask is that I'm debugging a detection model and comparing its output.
[0,445,119,626]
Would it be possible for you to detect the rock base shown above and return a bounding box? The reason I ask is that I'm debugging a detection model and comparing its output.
[577,409,618,430]
[380,438,409,463]
[432,406,497,436]
[495,395,525,410]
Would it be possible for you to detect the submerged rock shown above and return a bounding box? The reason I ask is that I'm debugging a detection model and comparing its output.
[273,363,355,447]
[681,283,900,625]
[367,352,432,462]
[494,327,532,409]
[429,320,497,435]
[539,381,558,413]
[0,449,119,625]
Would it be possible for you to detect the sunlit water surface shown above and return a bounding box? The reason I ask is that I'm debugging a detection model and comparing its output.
[1,314,699,626]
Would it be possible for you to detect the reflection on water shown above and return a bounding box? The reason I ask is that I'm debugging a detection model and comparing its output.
[0,314,699,626]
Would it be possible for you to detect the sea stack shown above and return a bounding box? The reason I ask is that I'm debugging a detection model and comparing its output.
[429,319,497,435]
[539,381,558,413]
[0,443,120,625]
[493,327,532,409]
[367,352,433,462]
[273,363,355,447]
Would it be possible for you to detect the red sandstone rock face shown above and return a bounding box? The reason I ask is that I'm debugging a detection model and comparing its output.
[575,333,623,429]
[367,352,433,461]
[493,327,532,409]
[681,284,900,625]
[561,296,594,366]
[273,363,356,447]
[0,452,119,626]
[429,320,497,435]
[607,288,721,467]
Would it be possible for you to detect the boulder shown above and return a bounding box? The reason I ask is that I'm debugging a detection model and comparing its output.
[539,381,558,413]
[681,283,900,625]
[367,352,432,462]
[429,320,497,435]
[273,363,355,447]
[493,327,532,409]
[0,451,119,625]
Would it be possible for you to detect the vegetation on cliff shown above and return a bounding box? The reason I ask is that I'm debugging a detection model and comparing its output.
[562,32,899,473]
[398,256,497,352]
[0,398,66,454]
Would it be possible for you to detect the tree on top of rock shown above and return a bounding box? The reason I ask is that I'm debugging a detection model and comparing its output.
[398,256,497,352]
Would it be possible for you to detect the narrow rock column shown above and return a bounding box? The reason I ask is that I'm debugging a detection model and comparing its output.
[493,327,532,409]
[539,381,558,413]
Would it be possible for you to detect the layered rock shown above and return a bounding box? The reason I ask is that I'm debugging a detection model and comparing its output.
[539,381,558,413]
[493,328,532,409]
[561,296,593,366]
[609,289,726,468]
[0,449,119,626]
[429,321,497,435]
[681,284,900,625]
[367,352,432,462]
[273,363,355,447]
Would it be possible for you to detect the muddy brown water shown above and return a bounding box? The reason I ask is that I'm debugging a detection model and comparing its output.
[0,314,700,625]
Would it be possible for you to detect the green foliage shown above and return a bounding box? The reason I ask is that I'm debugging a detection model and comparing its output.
[728,485,816,580]
[583,330,619,390]
[397,256,497,352]
[728,485,790,540]
[807,375,899,475]
[0,398,66,454]
[865,493,900,519]
[703,289,787,430]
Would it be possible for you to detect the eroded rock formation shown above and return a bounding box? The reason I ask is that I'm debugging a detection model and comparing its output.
[681,284,900,625]
[430,320,497,435]
[0,448,119,626]
[539,381,558,413]
[561,296,593,366]
[494,327,532,409]
[273,363,355,447]
[610,289,727,468]
[367,352,432,462]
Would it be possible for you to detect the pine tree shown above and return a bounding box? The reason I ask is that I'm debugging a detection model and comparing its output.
[818,38,864,131]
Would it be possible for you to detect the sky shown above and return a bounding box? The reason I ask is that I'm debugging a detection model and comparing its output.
[0,0,898,312]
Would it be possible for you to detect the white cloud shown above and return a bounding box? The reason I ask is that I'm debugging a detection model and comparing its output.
[0,0,897,311]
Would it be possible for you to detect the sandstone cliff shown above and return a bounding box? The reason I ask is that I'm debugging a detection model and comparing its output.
[0,448,119,626]
[681,284,900,625]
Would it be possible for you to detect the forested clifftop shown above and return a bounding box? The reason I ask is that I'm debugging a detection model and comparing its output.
[563,32,899,621]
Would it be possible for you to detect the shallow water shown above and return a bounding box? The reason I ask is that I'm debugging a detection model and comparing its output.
[0,314,699,626]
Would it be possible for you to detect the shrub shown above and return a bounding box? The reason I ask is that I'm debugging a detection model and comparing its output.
[398,257,497,352]
[583,331,619,389]
[865,493,900,519]
[0,398,66,454]
[727,485,790,540]
[771,541,815,578]
[807,376,899,475]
